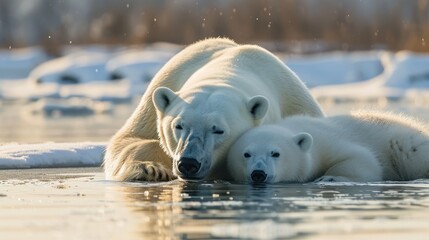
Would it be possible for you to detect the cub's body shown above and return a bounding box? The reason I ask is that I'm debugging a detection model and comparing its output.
[228,111,429,183]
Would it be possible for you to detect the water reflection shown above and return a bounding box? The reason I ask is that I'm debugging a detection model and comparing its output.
[111,180,429,239]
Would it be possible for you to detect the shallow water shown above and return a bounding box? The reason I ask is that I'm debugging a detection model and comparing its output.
[0,101,136,143]
[1,171,429,240]
[120,180,429,239]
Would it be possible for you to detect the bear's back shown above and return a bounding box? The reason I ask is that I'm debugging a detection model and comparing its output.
[151,38,238,90]
[280,111,429,152]
[331,110,429,142]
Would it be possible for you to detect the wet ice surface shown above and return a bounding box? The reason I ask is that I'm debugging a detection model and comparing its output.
[1,171,428,240]
[0,101,135,143]
[124,180,429,239]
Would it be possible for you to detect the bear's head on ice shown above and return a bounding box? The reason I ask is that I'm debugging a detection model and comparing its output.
[153,86,269,181]
[227,125,313,184]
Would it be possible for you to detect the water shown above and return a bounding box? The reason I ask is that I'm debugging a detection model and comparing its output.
[118,180,429,239]
[2,170,428,240]
[0,100,137,143]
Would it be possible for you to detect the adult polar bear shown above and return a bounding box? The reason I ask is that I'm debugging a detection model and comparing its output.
[104,38,324,182]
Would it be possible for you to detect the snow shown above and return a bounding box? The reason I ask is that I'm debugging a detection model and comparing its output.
[28,51,111,84]
[0,45,180,103]
[106,49,175,83]
[3,45,428,106]
[0,142,105,169]
[312,51,429,101]
[285,51,384,87]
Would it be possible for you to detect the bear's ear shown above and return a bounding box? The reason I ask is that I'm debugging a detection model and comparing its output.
[152,87,177,113]
[247,95,269,121]
[292,132,313,153]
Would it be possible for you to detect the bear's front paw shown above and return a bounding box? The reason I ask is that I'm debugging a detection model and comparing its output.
[133,162,176,182]
[314,175,351,183]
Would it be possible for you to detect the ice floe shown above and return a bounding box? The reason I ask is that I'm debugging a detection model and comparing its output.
[0,142,105,169]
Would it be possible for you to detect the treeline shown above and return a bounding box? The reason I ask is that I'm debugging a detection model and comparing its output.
[0,0,428,53]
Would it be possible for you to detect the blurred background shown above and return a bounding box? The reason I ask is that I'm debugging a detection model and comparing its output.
[1,0,429,53]
[1,0,429,144]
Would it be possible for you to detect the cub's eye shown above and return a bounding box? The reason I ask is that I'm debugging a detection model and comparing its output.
[271,151,280,158]
[244,152,251,158]
[212,126,224,135]
[175,124,183,130]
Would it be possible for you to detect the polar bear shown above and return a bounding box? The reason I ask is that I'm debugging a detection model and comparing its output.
[228,110,429,183]
[103,38,324,182]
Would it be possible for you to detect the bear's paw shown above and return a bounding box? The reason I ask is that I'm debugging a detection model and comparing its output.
[129,162,176,182]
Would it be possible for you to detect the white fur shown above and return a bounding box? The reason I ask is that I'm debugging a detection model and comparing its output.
[228,110,429,183]
[104,38,324,181]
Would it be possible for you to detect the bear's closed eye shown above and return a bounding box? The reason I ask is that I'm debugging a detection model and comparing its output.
[271,151,280,158]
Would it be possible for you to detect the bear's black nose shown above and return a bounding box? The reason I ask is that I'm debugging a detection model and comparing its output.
[178,157,201,177]
[251,170,267,183]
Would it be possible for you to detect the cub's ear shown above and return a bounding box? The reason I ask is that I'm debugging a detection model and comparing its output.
[292,132,313,153]
[247,95,269,121]
[152,87,177,113]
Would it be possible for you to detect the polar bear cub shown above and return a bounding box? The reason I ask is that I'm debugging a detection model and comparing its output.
[227,110,429,183]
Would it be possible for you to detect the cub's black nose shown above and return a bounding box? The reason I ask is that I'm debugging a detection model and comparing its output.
[178,157,201,176]
[251,170,267,183]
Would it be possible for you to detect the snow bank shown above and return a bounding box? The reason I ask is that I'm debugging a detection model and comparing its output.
[2,45,429,105]
[0,142,105,169]
[382,51,429,88]
[106,49,174,83]
[28,51,111,85]
[0,46,176,103]
[312,51,429,101]
[285,51,384,87]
